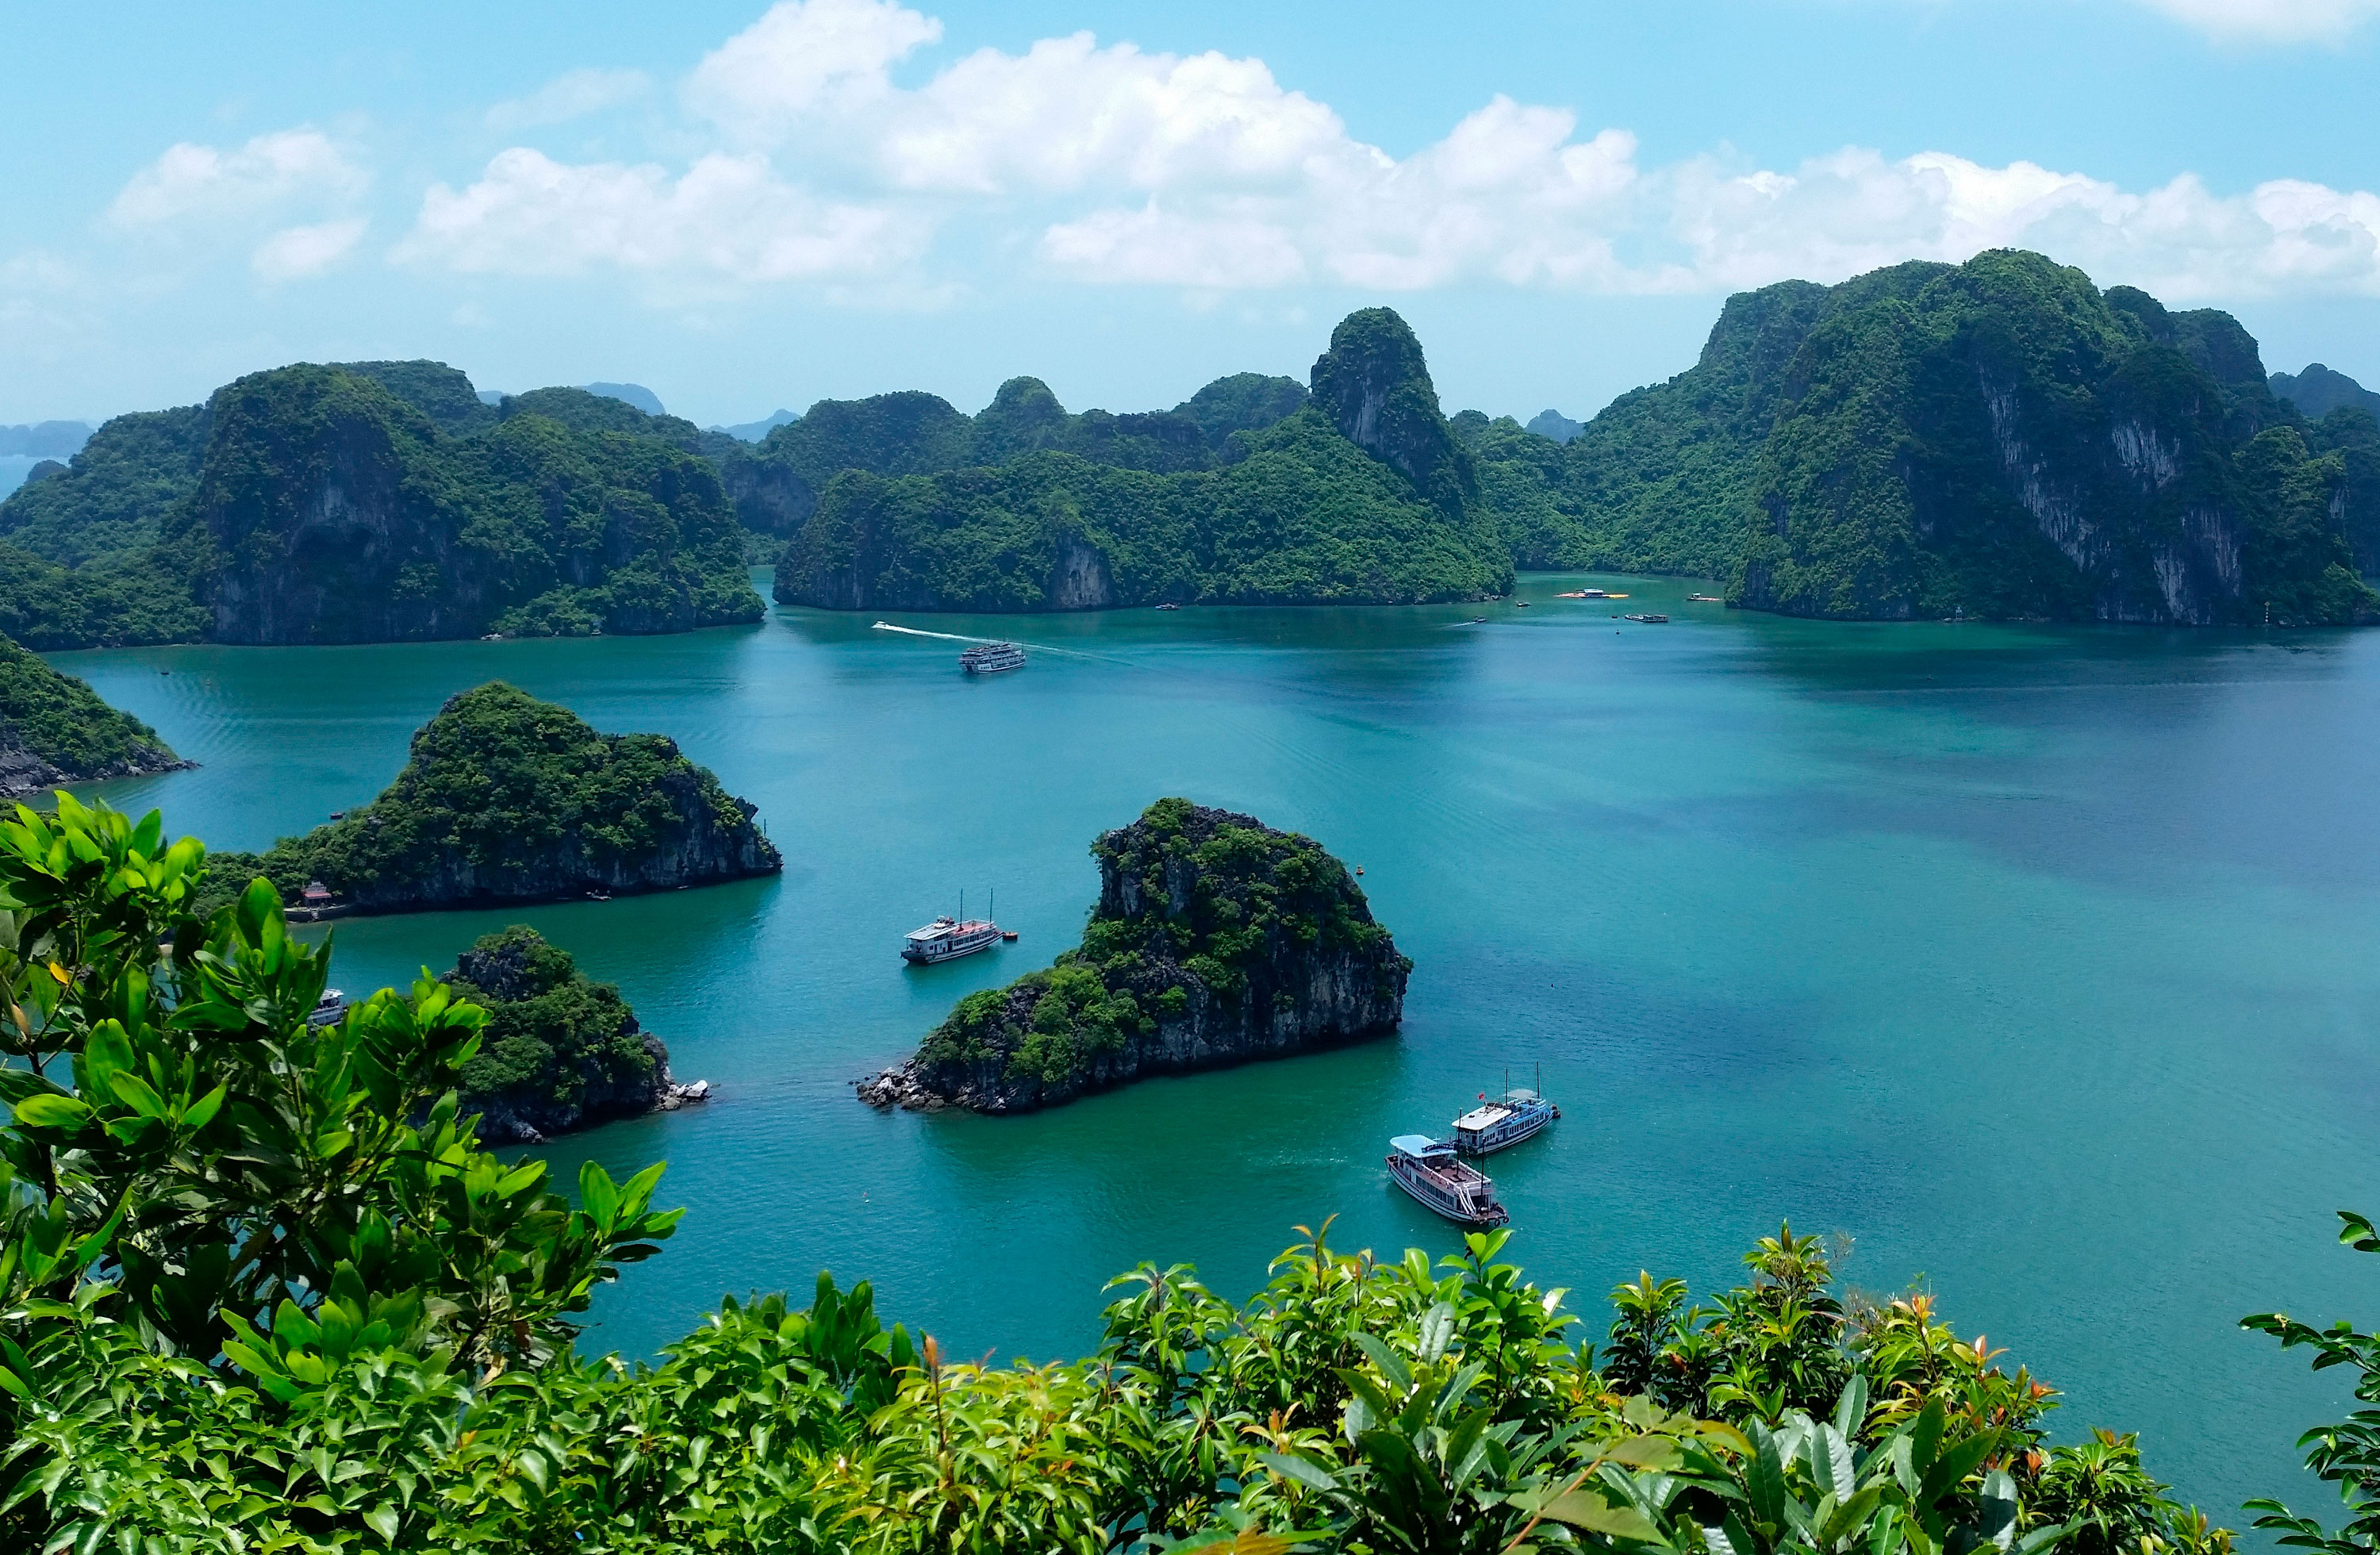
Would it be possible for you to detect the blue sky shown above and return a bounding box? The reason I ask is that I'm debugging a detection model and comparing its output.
[4,0,2375,428]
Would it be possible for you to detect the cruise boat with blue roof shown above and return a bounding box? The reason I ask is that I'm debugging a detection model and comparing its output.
[1385,1135,1509,1227]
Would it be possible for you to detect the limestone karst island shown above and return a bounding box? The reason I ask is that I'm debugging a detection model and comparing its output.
[6,4,2380,1552]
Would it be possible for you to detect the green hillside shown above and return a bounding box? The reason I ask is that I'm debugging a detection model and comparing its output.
[775,309,1511,610]
[1464,250,2379,625]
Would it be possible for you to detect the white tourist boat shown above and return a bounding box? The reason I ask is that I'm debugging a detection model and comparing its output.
[1385,1135,1509,1227]
[1449,1085,1559,1156]
[960,641,1026,674]
[902,891,1005,964]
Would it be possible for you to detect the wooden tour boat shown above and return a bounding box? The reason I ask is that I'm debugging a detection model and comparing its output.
[1386,1135,1510,1227]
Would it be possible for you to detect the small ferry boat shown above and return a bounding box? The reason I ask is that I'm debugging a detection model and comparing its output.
[306,989,346,1028]
[960,641,1026,674]
[904,891,1004,963]
[1622,612,1670,624]
[903,916,1000,962]
[1387,1135,1509,1227]
[1450,1084,1560,1155]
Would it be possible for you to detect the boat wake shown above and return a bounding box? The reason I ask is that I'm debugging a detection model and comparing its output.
[870,620,1104,661]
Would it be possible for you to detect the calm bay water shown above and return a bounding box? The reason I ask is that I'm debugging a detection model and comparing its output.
[48,571,2380,1526]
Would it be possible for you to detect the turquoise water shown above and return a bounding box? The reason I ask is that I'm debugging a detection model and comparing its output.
[48,573,2380,1527]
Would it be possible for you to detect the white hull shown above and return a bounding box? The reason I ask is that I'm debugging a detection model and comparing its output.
[904,935,999,964]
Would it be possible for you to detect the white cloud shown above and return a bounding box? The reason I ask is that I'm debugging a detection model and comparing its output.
[252,217,367,281]
[486,67,651,132]
[686,0,941,143]
[398,147,923,282]
[406,5,2380,306]
[2124,0,2380,43]
[109,129,367,228]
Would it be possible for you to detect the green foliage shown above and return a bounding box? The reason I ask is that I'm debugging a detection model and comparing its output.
[2241,1209,2380,1555]
[333,359,499,436]
[0,632,180,781]
[1464,251,2378,624]
[445,926,662,1135]
[0,405,211,568]
[773,311,1509,610]
[779,404,1511,611]
[914,799,1405,1093]
[8,363,761,648]
[188,682,777,916]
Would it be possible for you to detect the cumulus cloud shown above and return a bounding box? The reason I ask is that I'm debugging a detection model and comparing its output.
[2125,0,2380,42]
[252,218,367,282]
[686,0,940,143]
[404,1,2380,304]
[486,67,651,131]
[109,129,366,228]
[398,148,923,282]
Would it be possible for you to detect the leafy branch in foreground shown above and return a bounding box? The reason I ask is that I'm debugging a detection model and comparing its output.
[2243,1211,2380,1555]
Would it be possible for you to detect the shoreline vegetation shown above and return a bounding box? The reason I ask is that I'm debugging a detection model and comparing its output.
[194,682,781,920]
[859,798,1408,1113]
[5,793,2376,1551]
[0,632,190,796]
[7,249,2374,647]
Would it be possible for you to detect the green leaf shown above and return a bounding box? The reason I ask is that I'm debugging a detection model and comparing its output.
[180,1083,228,1132]
[1820,1484,1887,1549]
[364,1503,399,1543]
[1418,1300,1457,1364]
[107,1069,169,1119]
[1259,1452,1338,1492]
[1608,1435,1685,1471]
[1833,1374,1869,1439]
[1919,1430,2001,1507]
[578,1161,619,1227]
[1538,1492,1660,1542]
[1747,1426,1788,1530]
[13,1092,90,1129]
[1810,1423,1856,1501]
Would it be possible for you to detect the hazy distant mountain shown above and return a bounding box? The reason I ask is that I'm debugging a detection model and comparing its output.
[0,421,92,459]
[1524,409,1582,443]
[582,382,665,416]
[2272,363,2380,420]
[712,409,798,443]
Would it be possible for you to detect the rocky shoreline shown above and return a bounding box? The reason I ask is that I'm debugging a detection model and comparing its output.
[0,740,194,798]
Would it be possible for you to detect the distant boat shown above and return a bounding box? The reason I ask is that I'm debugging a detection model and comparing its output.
[306,989,346,1028]
[1450,1079,1559,1156]
[1386,1135,1509,1227]
[1687,593,1723,602]
[1555,589,1610,599]
[1622,612,1669,624]
[1514,600,1531,608]
[960,641,1026,674]
[1155,603,1181,611]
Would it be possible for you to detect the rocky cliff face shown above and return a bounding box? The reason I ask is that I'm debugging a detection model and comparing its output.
[1731,251,2375,626]
[1308,307,1479,521]
[858,798,1408,1114]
